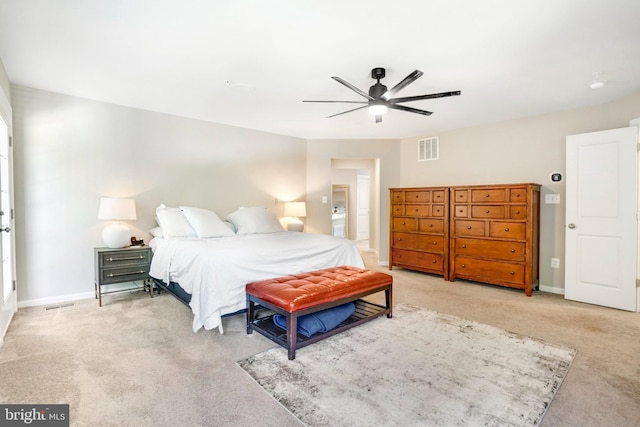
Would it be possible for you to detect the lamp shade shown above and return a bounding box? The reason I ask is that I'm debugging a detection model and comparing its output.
[98,198,137,220]
[283,201,307,218]
[98,198,136,248]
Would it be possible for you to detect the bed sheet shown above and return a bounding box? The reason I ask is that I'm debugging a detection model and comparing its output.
[149,231,365,333]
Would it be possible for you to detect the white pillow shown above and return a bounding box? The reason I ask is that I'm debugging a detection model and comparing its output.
[227,207,285,235]
[155,204,197,238]
[149,226,164,238]
[180,206,235,238]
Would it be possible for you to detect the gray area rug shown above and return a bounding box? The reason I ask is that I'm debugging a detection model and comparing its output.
[238,304,576,426]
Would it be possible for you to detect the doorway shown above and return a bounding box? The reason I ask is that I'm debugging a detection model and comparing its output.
[331,184,349,238]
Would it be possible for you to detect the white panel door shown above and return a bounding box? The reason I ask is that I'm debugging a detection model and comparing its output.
[0,112,16,343]
[565,126,638,311]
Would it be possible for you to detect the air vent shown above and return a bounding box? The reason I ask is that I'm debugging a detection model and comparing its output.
[418,137,439,161]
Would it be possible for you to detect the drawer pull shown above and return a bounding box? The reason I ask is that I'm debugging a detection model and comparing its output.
[514,210,520,215]
[398,238,402,241]
[466,226,472,229]
[504,228,510,232]
[486,194,490,198]
[432,259,437,263]
[461,244,467,248]
[461,264,466,268]
[429,224,433,228]
[402,222,406,226]
[106,255,145,262]
[515,193,521,198]
[510,271,515,275]
[486,210,490,213]
[433,241,437,245]
[107,270,146,278]
[511,249,516,253]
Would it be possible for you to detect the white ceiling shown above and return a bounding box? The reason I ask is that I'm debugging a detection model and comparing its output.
[1,0,639,140]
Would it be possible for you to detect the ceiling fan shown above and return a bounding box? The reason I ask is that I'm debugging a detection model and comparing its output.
[303,67,461,124]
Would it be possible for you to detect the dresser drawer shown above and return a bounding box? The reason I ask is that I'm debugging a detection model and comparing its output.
[454,256,525,285]
[393,217,417,231]
[509,205,527,219]
[405,190,431,203]
[432,190,446,203]
[392,204,405,216]
[392,249,443,271]
[404,204,431,217]
[453,205,468,217]
[471,188,506,203]
[510,188,527,202]
[98,249,151,268]
[432,204,446,217]
[454,220,485,237]
[453,190,468,203]
[471,205,506,219]
[489,222,526,239]
[393,232,444,252]
[455,238,525,261]
[99,265,149,285]
[419,218,445,233]
[392,191,405,203]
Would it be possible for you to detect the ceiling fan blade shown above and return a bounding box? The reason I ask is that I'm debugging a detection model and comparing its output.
[381,70,423,100]
[388,104,433,116]
[303,100,368,104]
[332,76,374,100]
[327,105,368,118]
[375,115,383,124]
[389,90,461,104]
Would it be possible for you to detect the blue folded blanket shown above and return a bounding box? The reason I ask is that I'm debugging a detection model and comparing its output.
[273,302,356,337]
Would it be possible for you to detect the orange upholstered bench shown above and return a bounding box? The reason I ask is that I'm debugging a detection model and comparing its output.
[246,266,393,360]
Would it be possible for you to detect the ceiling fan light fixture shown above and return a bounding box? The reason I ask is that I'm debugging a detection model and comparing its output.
[368,104,388,115]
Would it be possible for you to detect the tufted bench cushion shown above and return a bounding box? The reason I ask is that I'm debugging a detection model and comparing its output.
[246,266,392,360]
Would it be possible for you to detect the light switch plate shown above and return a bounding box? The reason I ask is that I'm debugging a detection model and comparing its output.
[545,194,560,204]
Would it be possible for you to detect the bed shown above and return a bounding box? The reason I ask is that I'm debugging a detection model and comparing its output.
[148,205,365,334]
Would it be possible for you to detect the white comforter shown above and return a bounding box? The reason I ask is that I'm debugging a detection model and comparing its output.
[149,232,365,333]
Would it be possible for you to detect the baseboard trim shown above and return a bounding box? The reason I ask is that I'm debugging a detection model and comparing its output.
[18,291,95,308]
[17,281,145,308]
[539,284,565,295]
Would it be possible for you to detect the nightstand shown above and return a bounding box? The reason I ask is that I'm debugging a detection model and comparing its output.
[94,246,153,306]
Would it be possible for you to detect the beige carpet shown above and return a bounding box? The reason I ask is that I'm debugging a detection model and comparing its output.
[239,304,576,426]
[0,248,639,426]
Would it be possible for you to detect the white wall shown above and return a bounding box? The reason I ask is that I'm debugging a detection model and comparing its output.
[12,86,306,305]
[399,91,640,293]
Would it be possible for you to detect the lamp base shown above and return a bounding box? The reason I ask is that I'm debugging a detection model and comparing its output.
[102,222,131,248]
[287,218,304,232]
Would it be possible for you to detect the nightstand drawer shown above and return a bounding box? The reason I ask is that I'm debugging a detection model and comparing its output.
[99,266,149,285]
[98,249,151,268]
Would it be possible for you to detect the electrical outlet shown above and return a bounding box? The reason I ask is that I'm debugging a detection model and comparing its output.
[545,194,561,204]
[322,196,328,204]
[550,258,560,268]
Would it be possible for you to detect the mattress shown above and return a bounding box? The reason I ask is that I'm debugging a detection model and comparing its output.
[149,231,365,333]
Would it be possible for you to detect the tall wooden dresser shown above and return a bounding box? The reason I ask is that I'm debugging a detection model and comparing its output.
[389,187,449,279]
[449,183,540,296]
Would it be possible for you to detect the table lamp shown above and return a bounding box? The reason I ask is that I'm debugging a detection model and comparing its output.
[98,197,137,248]
[284,201,307,232]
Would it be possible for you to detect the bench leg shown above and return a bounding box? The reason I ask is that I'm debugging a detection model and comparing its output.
[286,313,298,360]
[246,296,254,335]
[385,285,393,318]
